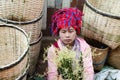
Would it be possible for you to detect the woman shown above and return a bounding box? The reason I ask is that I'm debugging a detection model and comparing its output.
[47,7,94,80]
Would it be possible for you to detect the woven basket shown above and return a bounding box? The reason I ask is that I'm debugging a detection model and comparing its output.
[107,46,120,69]
[82,0,120,49]
[28,32,42,75]
[0,24,29,80]
[0,0,44,21]
[16,64,29,80]
[85,37,109,71]
[0,11,43,44]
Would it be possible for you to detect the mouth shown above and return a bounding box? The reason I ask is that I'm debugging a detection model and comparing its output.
[64,39,71,42]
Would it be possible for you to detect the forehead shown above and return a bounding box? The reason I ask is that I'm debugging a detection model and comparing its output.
[60,27,75,31]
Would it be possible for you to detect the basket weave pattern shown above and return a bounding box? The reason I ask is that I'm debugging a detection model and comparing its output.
[88,0,120,16]
[0,27,28,66]
[91,46,109,71]
[0,55,28,80]
[0,0,44,78]
[85,37,109,71]
[0,0,44,21]
[0,17,42,44]
[19,19,42,43]
[0,24,29,80]
[107,46,120,69]
[28,36,42,75]
[82,0,120,49]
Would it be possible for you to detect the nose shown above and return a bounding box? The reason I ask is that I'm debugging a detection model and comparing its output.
[65,32,70,37]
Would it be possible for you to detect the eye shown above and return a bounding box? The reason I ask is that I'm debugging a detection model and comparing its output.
[69,29,74,33]
[61,30,66,33]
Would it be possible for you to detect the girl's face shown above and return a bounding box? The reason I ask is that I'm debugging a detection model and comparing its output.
[59,27,77,46]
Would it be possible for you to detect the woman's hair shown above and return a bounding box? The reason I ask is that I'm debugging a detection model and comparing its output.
[50,7,83,36]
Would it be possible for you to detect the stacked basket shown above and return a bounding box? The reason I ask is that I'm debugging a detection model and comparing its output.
[85,37,109,71]
[0,0,45,77]
[82,0,120,49]
[0,24,29,80]
[82,0,120,71]
[107,46,120,69]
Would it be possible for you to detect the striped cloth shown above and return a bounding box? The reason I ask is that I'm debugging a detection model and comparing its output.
[50,7,83,36]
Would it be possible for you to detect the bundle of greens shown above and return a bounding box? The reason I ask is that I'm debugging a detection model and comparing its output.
[54,47,84,80]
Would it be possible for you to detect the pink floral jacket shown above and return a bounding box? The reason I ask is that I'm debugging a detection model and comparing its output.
[47,38,94,80]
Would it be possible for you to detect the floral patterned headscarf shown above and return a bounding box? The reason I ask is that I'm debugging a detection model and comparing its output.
[50,7,83,36]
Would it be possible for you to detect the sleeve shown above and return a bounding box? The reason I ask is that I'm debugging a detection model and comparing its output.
[82,42,94,80]
[47,45,59,80]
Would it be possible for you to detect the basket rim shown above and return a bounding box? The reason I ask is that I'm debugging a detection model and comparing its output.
[85,0,120,19]
[0,11,44,25]
[30,32,42,46]
[93,50,109,66]
[0,24,29,70]
[16,64,29,80]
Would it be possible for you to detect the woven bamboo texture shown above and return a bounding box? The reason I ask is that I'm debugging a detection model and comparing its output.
[85,37,109,71]
[19,19,42,44]
[107,46,120,69]
[82,0,120,49]
[0,0,44,21]
[0,24,29,80]
[92,46,109,71]
[28,32,42,75]
[0,17,42,44]
[0,0,44,44]
[88,0,120,16]
[16,64,29,80]
[0,56,28,80]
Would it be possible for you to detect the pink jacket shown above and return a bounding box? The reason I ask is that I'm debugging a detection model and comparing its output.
[47,38,94,80]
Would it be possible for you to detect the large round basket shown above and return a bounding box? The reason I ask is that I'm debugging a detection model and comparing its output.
[0,24,29,80]
[0,0,44,21]
[28,32,42,75]
[82,0,120,49]
[107,46,120,69]
[0,11,43,44]
[85,37,109,71]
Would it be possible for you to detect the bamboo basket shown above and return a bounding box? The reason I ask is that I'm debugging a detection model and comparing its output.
[107,46,120,69]
[0,11,43,44]
[0,24,29,80]
[85,37,109,71]
[16,64,29,80]
[82,0,120,49]
[28,32,42,75]
[0,0,44,21]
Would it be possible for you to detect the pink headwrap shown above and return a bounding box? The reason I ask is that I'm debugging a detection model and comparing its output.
[50,7,83,36]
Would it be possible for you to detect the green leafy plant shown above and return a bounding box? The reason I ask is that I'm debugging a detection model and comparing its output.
[54,47,84,80]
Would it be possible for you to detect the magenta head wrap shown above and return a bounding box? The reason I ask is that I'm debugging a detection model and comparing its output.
[50,7,83,36]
